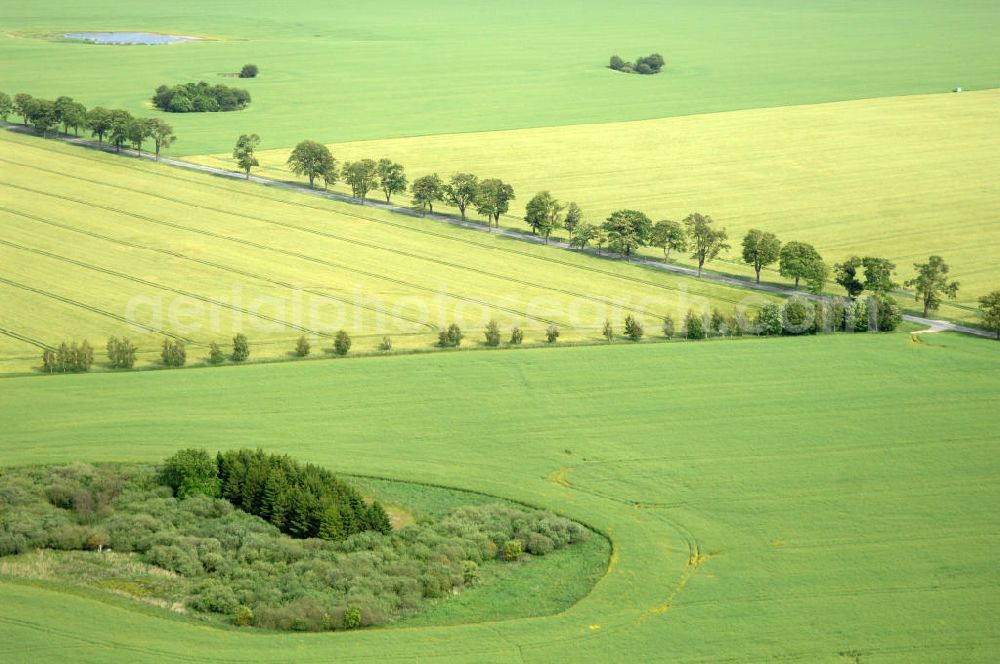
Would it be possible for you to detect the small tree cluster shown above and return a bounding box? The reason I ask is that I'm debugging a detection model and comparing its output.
[609,53,665,75]
[483,320,501,347]
[41,340,94,373]
[509,326,524,345]
[238,64,259,78]
[333,330,352,356]
[231,333,250,362]
[161,338,187,366]
[208,342,226,365]
[294,335,311,357]
[546,325,560,343]
[106,336,138,369]
[216,448,391,540]
[439,323,463,348]
[624,314,644,341]
[152,82,250,113]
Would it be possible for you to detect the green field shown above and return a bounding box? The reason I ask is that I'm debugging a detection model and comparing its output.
[1,333,998,661]
[0,129,775,373]
[193,90,1000,322]
[1,0,998,155]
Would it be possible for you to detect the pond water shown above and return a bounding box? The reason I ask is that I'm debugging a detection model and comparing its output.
[64,32,196,45]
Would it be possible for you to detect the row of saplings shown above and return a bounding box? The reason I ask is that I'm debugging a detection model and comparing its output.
[39,295,900,374]
[0,451,588,630]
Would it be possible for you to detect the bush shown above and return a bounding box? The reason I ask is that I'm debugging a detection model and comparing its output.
[161,338,186,366]
[684,310,705,339]
[294,335,310,357]
[608,53,664,75]
[483,320,501,347]
[525,532,554,555]
[709,309,727,337]
[509,326,523,345]
[755,303,783,336]
[342,605,362,630]
[239,64,259,79]
[106,336,138,369]
[191,580,239,614]
[378,336,392,351]
[231,333,250,362]
[782,297,815,335]
[661,314,675,339]
[234,605,254,626]
[867,294,902,332]
[501,539,523,561]
[545,325,560,343]
[207,342,225,364]
[160,448,219,498]
[438,323,463,348]
[848,299,869,332]
[334,330,352,355]
[624,315,643,341]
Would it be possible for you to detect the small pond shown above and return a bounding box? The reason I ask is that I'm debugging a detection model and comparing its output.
[64,32,197,45]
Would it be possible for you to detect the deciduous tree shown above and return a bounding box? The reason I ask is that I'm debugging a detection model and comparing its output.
[376,158,407,203]
[411,173,444,213]
[861,257,898,293]
[524,191,564,242]
[569,222,599,250]
[0,91,12,121]
[474,178,515,230]
[444,173,479,220]
[563,202,582,238]
[287,140,334,188]
[108,109,133,152]
[978,290,1000,339]
[833,256,865,298]
[604,209,652,259]
[741,229,781,284]
[779,241,827,292]
[86,107,113,144]
[684,213,729,277]
[232,133,260,178]
[905,255,959,317]
[14,93,33,124]
[649,220,687,262]
[343,159,379,203]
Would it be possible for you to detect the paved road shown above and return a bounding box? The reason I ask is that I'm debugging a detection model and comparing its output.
[4,123,994,339]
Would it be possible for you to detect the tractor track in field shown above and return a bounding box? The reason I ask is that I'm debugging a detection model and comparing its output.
[0,206,425,336]
[0,156,730,318]
[0,239,327,341]
[0,274,196,343]
[0,326,53,350]
[0,181,559,329]
[0,146,753,309]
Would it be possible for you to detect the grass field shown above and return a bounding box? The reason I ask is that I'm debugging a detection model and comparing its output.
[1,332,997,661]
[0,129,776,373]
[1,1,998,155]
[193,90,1000,321]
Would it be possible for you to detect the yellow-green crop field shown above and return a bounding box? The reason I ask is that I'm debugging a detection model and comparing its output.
[193,90,999,323]
[0,129,774,373]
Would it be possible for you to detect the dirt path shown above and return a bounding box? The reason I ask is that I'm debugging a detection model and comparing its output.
[3,123,992,339]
